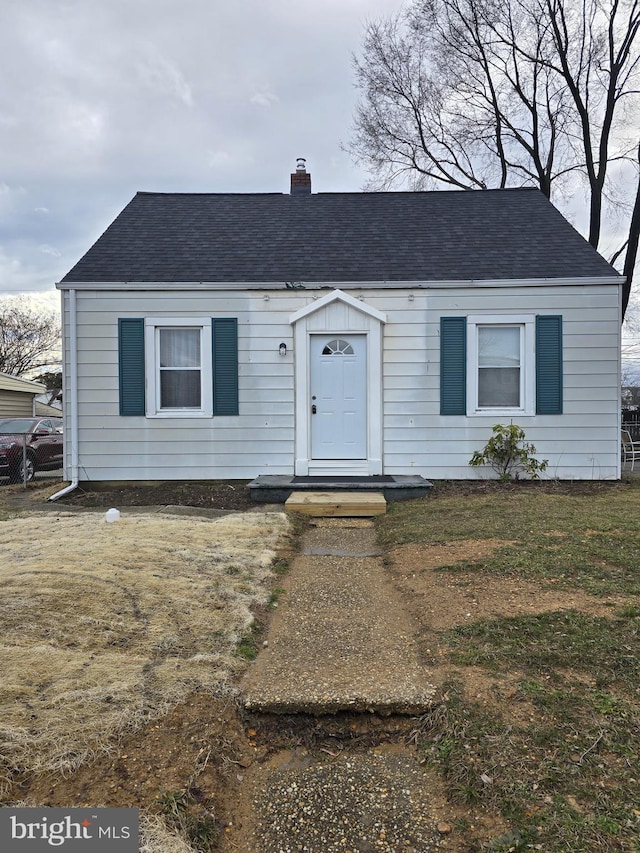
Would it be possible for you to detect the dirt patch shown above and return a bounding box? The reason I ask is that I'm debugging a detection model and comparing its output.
[19,693,249,844]
[389,541,629,633]
[391,538,512,572]
[59,481,256,512]
[4,480,257,512]
[388,540,630,711]
[427,479,626,497]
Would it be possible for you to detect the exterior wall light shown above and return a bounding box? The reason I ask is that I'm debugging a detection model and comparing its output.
[279,342,287,357]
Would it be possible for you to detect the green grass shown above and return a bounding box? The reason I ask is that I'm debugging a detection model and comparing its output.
[235,624,260,661]
[157,788,218,851]
[421,681,640,852]
[379,481,640,852]
[378,481,640,595]
[268,586,286,608]
[272,558,290,576]
[446,609,640,685]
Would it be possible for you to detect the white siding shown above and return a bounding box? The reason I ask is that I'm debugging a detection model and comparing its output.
[419,285,621,480]
[61,282,621,483]
[63,290,296,481]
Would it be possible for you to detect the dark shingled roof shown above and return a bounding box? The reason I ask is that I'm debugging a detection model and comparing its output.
[61,188,617,284]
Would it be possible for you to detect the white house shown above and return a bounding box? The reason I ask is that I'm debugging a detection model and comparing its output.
[54,162,624,492]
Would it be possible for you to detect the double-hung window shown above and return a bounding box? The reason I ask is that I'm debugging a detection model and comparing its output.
[118,316,238,417]
[440,314,562,417]
[145,318,213,417]
[159,328,201,409]
[467,315,535,416]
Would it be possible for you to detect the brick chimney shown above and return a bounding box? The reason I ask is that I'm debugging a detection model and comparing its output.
[290,158,311,194]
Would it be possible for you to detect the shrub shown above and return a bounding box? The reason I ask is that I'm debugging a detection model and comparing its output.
[469,423,548,481]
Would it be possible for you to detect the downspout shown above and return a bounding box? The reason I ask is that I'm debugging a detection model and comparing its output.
[49,288,79,500]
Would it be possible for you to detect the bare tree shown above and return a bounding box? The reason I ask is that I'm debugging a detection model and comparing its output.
[622,287,640,375]
[348,0,640,316]
[0,297,61,377]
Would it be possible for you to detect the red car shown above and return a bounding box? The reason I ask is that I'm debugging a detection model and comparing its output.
[0,417,63,482]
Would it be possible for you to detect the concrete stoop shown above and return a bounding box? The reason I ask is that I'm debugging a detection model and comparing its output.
[249,474,433,504]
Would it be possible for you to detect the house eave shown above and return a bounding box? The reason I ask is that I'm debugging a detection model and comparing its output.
[0,373,47,394]
[55,275,625,291]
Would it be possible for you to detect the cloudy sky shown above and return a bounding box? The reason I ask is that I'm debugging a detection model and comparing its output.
[3,0,639,374]
[0,0,403,310]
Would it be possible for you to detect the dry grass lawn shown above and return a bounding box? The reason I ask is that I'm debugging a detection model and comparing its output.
[0,508,289,790]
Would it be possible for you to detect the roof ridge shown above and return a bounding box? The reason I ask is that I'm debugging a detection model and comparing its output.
[135,191,285,198]
[133,187,542,199]
[318,187,542,195]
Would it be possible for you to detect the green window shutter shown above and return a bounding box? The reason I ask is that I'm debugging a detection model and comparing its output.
[118,318,145,415]
[440,317,466,415]
[212,318,239,415]
[536,315,563,415]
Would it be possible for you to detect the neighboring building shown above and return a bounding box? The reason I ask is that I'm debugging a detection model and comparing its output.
[0,373,47,418]
[56,162,624,484]
[35,391,63,417]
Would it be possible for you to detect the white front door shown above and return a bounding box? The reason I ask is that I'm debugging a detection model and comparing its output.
[310,335,367,459]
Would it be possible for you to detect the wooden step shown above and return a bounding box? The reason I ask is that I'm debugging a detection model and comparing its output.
[285,491,387,517]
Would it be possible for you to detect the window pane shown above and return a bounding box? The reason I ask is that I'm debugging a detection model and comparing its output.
[478,367,520,407]
[478,327,520,368]
[160,328,200,368]
[322,339,355,355]
[160,370,201,408]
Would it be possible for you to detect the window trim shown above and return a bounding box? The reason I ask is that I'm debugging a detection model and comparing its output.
[145,318,213,418]
[466,314,535,417]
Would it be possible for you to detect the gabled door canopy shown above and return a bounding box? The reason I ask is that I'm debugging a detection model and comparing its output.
[290,289,387,325]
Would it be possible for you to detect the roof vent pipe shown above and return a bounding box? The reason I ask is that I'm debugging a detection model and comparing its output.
[290,158,311,194]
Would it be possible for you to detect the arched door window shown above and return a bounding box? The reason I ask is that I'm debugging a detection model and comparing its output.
[321,339,354,356]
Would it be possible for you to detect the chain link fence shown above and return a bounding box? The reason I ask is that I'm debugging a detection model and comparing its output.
[0,419,64,488]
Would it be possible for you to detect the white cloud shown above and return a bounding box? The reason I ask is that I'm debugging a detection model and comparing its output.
[136,49,194,107]
[39,245,62,258]
[250,91,279,108]
[206,149,233,168]
[64,100,106,144]
[0,249,43,294]
[0,183,27,217]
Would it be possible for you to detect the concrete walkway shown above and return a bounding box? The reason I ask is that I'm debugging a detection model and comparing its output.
[233,517,441,853]
[242,518,436,715]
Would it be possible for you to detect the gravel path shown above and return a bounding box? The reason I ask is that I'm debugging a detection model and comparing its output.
[244,751,442,853]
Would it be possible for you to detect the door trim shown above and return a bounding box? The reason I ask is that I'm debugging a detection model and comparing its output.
[310,334,367,460]
[290,290,385,476]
